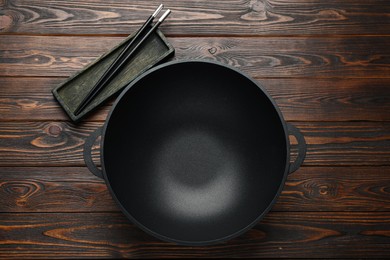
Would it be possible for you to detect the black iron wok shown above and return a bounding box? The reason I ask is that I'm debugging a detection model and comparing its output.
[84,60,306,245]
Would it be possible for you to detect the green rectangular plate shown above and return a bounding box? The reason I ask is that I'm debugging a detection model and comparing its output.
[52,29,174,122]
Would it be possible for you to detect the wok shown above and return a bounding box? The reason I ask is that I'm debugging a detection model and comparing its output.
[84,60,306,245]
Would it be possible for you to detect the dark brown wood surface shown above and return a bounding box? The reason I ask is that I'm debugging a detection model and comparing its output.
[1,212,389,258]
[2,0,390,35]
[0,0,389,258]
[3,36,390,78]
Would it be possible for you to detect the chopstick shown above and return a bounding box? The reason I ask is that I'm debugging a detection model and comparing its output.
[74,5,171,116]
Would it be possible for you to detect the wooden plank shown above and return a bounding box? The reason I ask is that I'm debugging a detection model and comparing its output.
[0,167,389,213]
[0,121,103,166]
[0,167,117,213]
[263,78,390,122]
[0,212,389,258]
[1,0,390,36]
[1,77,389,122]
[2,35,390,78]
[0,121,388,167]
[0,77,112,122]
[279,166,390,212]
[294,122,390,166]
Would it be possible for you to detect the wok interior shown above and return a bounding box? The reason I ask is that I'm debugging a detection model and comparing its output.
[103,61,287,243]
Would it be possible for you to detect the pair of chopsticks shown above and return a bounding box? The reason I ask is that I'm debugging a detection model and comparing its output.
[74,4,171,116]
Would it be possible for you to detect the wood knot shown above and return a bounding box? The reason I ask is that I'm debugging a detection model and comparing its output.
[241,0,267,21]
[1,181,41,207]
[31,123,66,148]
[319,185,329,195]
[27,54,52,65]
[16,199,27,207]
[42,123,63,137]
[317,9,346,21]
[250,0,266,12]
[18,99,39,111]
[47,124,62,137]
[208,47,217,55]
[305,180,339,199]
[0,14,13,31]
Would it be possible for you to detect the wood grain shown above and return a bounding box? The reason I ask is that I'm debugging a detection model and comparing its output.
[279,167,390,212]
[0,77,112,122]
[2,35,390,78]
[1,77,389,122]
[0,167,389,213]
[1,0,390,36]
[293,122,390,166]
[0,212,389,258]
[0,121,102,166]
[0,167,117,213]
[0,121,388,167]
[263,78,390,122]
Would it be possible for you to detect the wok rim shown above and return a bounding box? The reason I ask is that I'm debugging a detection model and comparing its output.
[100,59,290,246]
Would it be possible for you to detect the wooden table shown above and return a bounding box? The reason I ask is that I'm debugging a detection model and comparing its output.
[1,0,389,258]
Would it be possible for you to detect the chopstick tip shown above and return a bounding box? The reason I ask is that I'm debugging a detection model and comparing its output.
[152,4,164,18]
[158,9,171,22]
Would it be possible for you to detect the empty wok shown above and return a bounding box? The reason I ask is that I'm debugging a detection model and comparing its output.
[84,60,306,245]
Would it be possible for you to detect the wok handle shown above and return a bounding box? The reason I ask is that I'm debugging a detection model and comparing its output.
[83,127,104,179]
[287,123,307,174]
